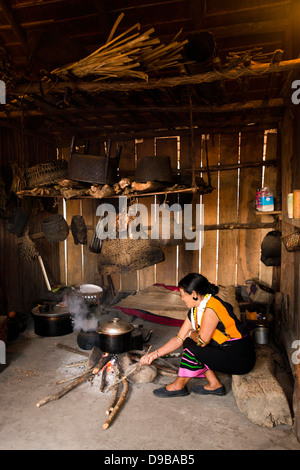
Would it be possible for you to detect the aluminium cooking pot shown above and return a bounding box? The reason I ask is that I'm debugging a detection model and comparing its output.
[97,317,134,354]
[251,324,269,345]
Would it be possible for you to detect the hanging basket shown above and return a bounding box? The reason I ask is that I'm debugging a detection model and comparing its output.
[281,232,300,252]
[42,214,69,243]
[71,215,87,245]
[98,238,165,274]
[25,160,68,189]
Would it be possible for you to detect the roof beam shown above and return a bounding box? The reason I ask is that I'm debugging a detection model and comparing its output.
[10,58,300,96]
[187,19,289,40]
[0,0,27,53]
[0,97,287,119]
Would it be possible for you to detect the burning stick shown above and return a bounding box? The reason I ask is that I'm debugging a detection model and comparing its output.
[92,354,112,375]
[104,362,139,392]
[105,346,152,392]
[55,371,90,385]
[99,363,108,392]
[105,361,120,415]
[102,378,129,430]
[36,368,94,408]
[36,352,111,408]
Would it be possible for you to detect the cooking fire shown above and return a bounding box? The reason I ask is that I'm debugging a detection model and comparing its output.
[35,341,178,430]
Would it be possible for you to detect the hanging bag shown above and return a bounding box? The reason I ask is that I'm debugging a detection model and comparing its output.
[281,232,300,252]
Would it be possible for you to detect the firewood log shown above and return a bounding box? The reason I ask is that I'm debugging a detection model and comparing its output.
[36,368,94,408]
[64,360,88,368]
[92,354,112,374]
[105,362,120,415]
[55,343,90,357]
[102,378,129,430]
[99,364,108,392]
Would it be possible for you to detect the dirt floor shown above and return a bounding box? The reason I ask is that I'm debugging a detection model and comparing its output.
[1,309,300,452]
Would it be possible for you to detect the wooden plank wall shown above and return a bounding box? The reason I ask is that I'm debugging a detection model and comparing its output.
[280,107,300,339]
[59,127,278,293]
[0,126,58,314]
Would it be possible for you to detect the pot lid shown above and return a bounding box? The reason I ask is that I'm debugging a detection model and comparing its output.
[97,317,133,335]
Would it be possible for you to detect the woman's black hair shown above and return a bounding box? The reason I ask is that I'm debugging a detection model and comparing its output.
[178,273,219,296]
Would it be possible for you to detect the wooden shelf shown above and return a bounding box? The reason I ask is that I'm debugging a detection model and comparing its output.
[16,186,212,200]
[254,210,282,215]
[248,201,282,217]
[282,215,300,229]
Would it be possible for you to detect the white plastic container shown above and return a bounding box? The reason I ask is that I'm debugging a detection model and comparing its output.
[260,187,274,212]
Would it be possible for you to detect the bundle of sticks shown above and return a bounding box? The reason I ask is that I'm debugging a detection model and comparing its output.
[50,13,188,81]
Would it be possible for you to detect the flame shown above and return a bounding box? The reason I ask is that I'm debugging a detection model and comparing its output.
[99,354,114,375]
[102,360,114,374]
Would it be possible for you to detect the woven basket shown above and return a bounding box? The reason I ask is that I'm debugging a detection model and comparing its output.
[25,160,67,189]
[135,156,173,183]
[71,215,87,245]
[281,232,300,252]
[98,239,165,274]
[42,214,69,243]
[67,154,118,184]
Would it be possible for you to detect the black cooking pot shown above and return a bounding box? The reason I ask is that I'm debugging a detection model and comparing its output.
[31,306,73,337]
[97,317,134,354]
[77,329,100,350]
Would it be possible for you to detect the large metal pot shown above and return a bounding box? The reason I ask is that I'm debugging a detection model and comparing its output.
[97,317,134,354]
[31,305,73,337]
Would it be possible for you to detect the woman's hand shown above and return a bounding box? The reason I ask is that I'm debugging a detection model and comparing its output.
[140,350,158,366]
[139,317,194,366]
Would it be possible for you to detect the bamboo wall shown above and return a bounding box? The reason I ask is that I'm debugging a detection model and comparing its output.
[59,126,279,293]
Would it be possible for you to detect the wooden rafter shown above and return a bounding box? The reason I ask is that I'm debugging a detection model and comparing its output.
[0,97,287,119]
[0,0,27,53]
[9,58,300,96]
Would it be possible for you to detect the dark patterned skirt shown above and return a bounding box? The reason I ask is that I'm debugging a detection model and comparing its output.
[178,335,256,378]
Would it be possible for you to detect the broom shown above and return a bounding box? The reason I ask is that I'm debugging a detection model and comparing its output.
[17,227,52,290]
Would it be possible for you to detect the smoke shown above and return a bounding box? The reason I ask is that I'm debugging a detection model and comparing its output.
[64,290,99,332]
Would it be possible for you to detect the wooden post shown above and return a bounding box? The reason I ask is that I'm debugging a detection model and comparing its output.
[293,364,300,439]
